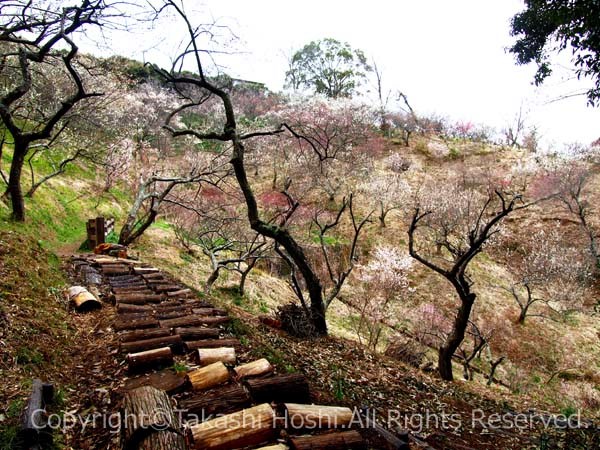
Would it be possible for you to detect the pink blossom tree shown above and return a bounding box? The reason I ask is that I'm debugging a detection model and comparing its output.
[408,176,532,380]
[350,245,413,350]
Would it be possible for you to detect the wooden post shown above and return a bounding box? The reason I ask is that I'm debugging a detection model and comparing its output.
[96,217,105,245]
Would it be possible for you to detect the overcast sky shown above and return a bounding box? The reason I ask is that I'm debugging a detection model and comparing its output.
[97,0,600,149]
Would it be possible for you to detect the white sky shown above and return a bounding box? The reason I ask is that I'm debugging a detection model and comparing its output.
[94,0,600,149]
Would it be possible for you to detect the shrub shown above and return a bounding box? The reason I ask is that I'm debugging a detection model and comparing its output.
[385,336,427,368]
[276,303,316,338]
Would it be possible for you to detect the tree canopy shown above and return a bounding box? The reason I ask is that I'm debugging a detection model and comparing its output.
[509,0,600,105]
[285,38,371,98]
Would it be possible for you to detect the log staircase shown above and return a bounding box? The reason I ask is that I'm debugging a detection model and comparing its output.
[70,254,410,450]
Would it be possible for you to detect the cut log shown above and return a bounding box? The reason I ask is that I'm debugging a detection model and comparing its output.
[153,284,184,293]
[66,286,102,311]
[159,315,229,329]
[197,347,236,366]
[114,294,163,304]
[256,445,289,450]
[283,404,353,430]
[289,431,366,450]
[156,310,191,320]
[154,304,189,312]
[140,273,165,281]
[174,327,220,341]
[127,347,173,372]
[189,403,275,450]
[185,339,240,351]
[96,257,142,265]
[17,379,54,449]
[121,386,186,450]
[119,328,172,343]
[182,299,213,307]
[245,374,310,404]
[88,285,104,303]
[82,266,102,285]
[121,335,183,354]
[109,280,146,288]
[112,287,153,295]
[124,369,188,395]
[188,361,230,390]
[117,303,154,314]
[191,308,228,316]
[101,266,131,276]
[113,318,159,332]
[117,313,155,322]
[178,385,251,416]
[166,288,193,298]
[107,274,140,282]
[134,267,161,274]
[234,359,273,379]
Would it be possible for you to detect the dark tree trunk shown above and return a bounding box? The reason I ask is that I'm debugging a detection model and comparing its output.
[517,306,528,324]
[378,202,387,228]
[7,141,27,221]
[231,140,328,336]
[438,292,475,381]
[119,209,158,246]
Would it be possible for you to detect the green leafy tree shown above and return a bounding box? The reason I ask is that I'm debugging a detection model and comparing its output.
[509,0,600,105]
[285,38,371,98]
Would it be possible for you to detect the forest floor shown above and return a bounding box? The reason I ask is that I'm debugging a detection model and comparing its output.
[1,229,598,449]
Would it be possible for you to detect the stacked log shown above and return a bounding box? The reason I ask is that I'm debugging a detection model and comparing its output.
[124,370,188,395]
[188,362,230,390]
[185,339,240,351]
[178,385,251,416]
[197,347,236,366]
[134,267,160,274]
[166,288,194,298]
[113,317,159,331]
[288,431,366,450]
[174,327,219,341]
[117,304,153,314]
[159,315,229,329]
[120,335,183,354]
[121,386,187,450]
[189,403,275,450]
[119,328,171,343]
[234,359,273,379]
[114,294,163,304]
[282,404,354,430]
[191,308,228,316]
[245,374,310,404]
[127,347,173,372]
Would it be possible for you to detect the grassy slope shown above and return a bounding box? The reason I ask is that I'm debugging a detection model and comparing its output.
[1,136,599,449]
[0,151,129,448]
